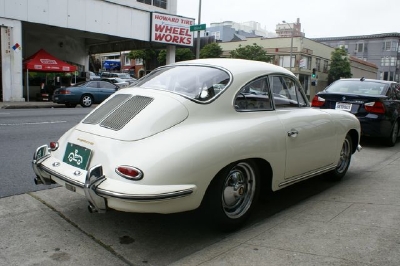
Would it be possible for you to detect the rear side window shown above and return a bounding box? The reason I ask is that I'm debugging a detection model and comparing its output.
[235,78,272,111]
[270,76,307,108]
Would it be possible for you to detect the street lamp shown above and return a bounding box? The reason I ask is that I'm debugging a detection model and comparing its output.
[196,0,202,59]
[282,20,293,72]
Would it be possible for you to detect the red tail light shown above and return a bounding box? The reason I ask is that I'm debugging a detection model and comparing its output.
[364,101,385,114]
[49,141,59,151]
[311,95,325,107]
[116,166,143,180]
[58,89,71,95]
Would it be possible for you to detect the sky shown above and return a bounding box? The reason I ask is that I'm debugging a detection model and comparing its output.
[176,0,399,38]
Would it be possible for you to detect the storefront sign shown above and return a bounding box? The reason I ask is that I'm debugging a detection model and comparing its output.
[151,13,195,47]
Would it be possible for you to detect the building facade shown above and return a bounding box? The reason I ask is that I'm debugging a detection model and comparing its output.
[219,36,377,100]
[313,33,400,82]
[0,0,196,102]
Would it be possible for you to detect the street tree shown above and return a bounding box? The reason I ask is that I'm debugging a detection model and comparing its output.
[328,47,352,85]
[128,48,156,71]
[230,43,272,62]
[200,42,223,58]
[157,48,195,65]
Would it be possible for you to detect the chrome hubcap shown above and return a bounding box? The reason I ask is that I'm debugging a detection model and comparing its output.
[222,162,256,219]
[337,138,350,173]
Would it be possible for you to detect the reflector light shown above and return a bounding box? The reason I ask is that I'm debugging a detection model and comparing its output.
[49,141,59,151]
[364,101,385,114]
[59,90,71,95]
[116,166,143,180]
[311,95,325,107]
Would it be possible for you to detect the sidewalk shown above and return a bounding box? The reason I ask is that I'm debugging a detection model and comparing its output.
[2,101,400,265]
[0,100,61,109]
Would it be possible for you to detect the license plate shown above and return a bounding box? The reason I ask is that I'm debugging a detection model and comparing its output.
[63,143,92,170]
[335,102,352,111]
[36,145,48,160]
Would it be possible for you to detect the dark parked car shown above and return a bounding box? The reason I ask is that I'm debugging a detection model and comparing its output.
[311,78,400,146]
[53,81,119,108]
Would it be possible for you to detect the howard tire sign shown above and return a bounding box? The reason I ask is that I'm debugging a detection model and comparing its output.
[151,13,195,47]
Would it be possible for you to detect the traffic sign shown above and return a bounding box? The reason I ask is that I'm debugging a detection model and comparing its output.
[190,24,206,32]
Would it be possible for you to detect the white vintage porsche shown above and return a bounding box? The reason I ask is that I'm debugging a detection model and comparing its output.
[32,59,361,230]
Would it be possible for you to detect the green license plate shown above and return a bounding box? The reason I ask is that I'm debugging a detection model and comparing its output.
[63,143,92,170]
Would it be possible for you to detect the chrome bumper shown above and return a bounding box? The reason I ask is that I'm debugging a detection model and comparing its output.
[32,145,194,213]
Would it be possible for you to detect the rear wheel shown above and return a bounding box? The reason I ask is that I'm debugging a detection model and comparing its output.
[385,120,399,147]
[329,134,352,181]
[80,95,93,107]
[203,160,260,231]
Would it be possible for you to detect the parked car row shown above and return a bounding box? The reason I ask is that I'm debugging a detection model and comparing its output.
[35,58,364,231]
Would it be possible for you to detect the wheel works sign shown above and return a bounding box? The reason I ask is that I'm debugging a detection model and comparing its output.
[151,13,195,47]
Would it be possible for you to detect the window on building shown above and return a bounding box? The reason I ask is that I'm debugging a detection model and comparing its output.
[356,43,364,53]
[153,0,167,8]
[323,60,328,73]
[137,0,167,9]
[213,31,221,40]
[124,56,131,66]
[279,55,295,68]
[316,58,321,72]
[299,56,310,69]
[384,41,392,51]
[135,58,144,65]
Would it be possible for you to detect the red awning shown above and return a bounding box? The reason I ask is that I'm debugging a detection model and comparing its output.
[23,49,77,72]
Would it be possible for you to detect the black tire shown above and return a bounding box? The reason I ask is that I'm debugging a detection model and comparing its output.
[328,134,352,181]
[80,95,93,107]
[385,120,399,147]
[203,160,260,231]
[65,103,77,108]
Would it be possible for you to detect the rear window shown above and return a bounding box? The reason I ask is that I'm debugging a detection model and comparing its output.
[326,80,389,96]
[136,65,230,102]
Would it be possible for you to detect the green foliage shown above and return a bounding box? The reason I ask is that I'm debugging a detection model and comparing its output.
[128,49,156,69]
[157,48,195,65]
[200,42,223,58]
[328,47,352,84]
[229,43,272,62]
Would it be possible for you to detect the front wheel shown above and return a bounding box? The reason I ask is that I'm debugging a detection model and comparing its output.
[80,95,93,107]
[328,134,352,181]
[203,160,260,231]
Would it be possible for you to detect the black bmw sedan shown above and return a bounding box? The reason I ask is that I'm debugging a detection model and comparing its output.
[311,78,400,146]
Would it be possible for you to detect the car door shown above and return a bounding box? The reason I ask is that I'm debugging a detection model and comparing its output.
[98,81,118,101]
[270,75,338,180]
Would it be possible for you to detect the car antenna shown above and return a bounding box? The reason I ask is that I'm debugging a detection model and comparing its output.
[360,77,365,81]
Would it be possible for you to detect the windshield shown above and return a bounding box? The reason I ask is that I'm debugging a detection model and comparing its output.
[136,65,230,102]
[326,80,389,96]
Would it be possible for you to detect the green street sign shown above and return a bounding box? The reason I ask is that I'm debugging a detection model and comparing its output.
[190,24,206,32]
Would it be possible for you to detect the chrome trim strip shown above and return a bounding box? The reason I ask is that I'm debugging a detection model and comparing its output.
[279,164,336,187]
[96,188,194,201]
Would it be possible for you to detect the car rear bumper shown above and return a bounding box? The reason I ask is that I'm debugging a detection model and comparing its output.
[32,145,196,214]
[358,117,392,138]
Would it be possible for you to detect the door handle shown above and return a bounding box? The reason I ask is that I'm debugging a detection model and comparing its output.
[287,130,299,137]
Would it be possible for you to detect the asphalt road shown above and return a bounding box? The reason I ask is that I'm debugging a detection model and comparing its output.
[0,108,91,198]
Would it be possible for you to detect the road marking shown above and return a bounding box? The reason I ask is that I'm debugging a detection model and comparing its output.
[0,121,67,126]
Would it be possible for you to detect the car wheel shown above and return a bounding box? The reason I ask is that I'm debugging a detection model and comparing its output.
[65,103,77,108]
[329,134,352,181]
[203,160,260,231]
[80,95,93,107]
[385,120,399,147]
